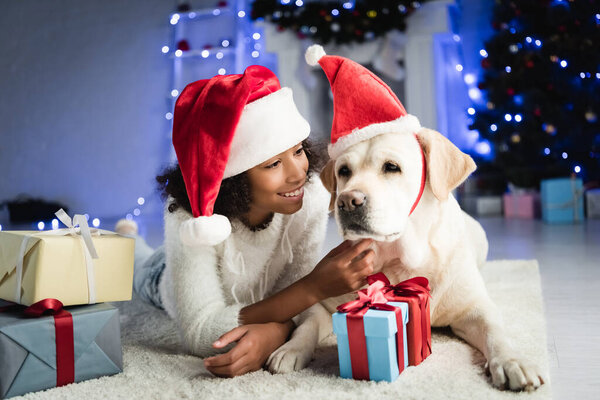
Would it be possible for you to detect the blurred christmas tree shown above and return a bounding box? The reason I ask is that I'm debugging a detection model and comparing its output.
[251,0,424,45]
[469,0,600,188]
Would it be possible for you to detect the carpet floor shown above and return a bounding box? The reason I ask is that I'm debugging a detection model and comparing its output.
[13,260,551,400]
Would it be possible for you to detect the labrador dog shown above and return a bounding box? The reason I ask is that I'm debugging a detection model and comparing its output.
[266,128,545,391]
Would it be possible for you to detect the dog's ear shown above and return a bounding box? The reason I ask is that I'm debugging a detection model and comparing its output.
[319,159,337,212]
[416,128,476,201]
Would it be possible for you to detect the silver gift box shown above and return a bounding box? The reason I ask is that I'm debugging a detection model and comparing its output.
[0,302,122,398]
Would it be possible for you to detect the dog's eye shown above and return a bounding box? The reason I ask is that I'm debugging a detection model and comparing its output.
[338,165,351,177]
[383,162,401,173]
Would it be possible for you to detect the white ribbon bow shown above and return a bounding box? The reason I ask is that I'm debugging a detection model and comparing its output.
[14,209,102,304]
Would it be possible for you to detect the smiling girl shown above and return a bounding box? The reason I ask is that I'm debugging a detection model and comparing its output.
[116,66,374,377]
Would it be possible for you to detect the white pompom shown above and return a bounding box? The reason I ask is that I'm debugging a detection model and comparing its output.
[305,44,326,66]
[179,214,231,247]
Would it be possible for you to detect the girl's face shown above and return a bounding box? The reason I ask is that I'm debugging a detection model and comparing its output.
[246,142,309,218]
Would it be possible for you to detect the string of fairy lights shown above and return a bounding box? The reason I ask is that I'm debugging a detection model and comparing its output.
[0,195,148,232]
[108,2,259,230]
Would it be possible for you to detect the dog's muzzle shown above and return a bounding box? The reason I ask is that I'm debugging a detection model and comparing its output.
[337,190,371,233]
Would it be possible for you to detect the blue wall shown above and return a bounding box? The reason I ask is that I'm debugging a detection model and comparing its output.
[0,0,175,220]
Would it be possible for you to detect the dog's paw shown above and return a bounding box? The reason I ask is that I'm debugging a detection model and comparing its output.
[485,355,546,391]
[266,342,313,374]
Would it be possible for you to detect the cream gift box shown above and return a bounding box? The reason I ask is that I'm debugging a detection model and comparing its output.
[0,212,134,306]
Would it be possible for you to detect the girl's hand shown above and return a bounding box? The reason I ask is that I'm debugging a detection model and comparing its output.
[304,239,375,301]
[204,321,294,378]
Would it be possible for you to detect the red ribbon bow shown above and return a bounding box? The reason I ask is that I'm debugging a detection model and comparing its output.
[368,272,432,364]
[1,299,74,387]
[336,277,406,380]
[337,278,392,314]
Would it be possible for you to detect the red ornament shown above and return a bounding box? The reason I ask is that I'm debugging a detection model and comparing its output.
[217,1,228,7]
[506,88,515,96]
[558,25,566,32]
[277,25,285,32]
[353,11,360,16]
[354,29,363,36]
[177,40,190,51]
[526,60,534,68]
[478,82,486,90]
[319,9,327,17]
[534,108,541,117]
[481,59,491,69]
[297,32,307,39]
[203,44,212,50]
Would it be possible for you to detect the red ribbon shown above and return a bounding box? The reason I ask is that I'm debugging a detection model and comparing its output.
[368,273,432,365]
[1,299,75,387]
[336,279,406,380]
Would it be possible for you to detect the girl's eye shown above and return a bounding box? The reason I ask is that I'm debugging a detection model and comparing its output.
[295,147,304,156]
[266,160,281,169]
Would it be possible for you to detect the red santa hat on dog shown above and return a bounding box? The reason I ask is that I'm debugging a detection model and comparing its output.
[173,65,310,247]
[305,45,421,159]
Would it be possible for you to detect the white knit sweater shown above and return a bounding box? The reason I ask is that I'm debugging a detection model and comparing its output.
[158,175,330,357]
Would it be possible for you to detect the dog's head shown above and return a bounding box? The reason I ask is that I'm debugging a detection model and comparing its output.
[320,128,476,241]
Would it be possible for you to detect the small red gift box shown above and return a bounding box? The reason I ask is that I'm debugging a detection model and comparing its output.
[368,273,432,366]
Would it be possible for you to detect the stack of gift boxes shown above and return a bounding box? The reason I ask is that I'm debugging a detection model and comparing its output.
[504,176,597,223]
[460,174,598,223]
[0,209,134,399]
[332,273,431,382]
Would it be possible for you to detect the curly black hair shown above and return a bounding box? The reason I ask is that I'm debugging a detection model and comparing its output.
[156,139,327,221]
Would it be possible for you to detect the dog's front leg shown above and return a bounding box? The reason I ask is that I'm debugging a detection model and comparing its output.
[266,303,332,373]
[450,298,547,391]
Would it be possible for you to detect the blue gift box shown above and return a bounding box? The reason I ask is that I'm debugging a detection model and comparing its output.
[0,302,122,399]
[332,301,409,382]
[541,177,584,224]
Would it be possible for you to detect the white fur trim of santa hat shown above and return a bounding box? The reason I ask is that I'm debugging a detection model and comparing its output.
[305,44,326,66]
[179,214,232,247]
[223,87,310,178]
[328,114,422,159]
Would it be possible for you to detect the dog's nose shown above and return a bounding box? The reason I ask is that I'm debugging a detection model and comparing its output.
[338,190,367,212]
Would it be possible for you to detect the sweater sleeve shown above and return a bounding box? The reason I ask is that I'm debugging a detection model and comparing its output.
[163,207,243,358]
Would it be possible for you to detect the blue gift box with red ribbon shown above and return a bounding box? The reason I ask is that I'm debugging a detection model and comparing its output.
[333,301,408,382]
[332,273,431,382]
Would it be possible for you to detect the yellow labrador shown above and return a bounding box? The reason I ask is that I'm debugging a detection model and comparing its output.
[266,128,545,392]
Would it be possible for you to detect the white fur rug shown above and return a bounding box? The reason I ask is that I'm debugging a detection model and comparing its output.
[14,260,551,399]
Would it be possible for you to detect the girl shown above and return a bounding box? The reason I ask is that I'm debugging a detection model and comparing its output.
[116,65,374,378]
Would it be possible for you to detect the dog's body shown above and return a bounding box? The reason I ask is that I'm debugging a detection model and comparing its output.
[266,129,545,391]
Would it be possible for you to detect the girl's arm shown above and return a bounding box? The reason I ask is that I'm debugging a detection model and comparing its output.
[169,243,243,356]
[237,179,375,326]
[237,238,374,325]
[205,237,374,378]
[165,211,245,357]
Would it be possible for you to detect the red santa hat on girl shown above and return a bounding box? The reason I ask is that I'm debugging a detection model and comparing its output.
[173,65,310,247]
[305,45,421,159]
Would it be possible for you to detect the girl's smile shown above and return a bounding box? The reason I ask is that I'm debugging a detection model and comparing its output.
[277,185,304,200]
